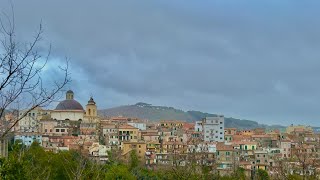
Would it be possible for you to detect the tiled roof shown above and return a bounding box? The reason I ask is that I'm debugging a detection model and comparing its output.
[217,143,234,151]
[118,124,138,129]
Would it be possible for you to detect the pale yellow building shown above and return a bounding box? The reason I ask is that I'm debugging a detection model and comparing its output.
[122,141,147,160]
[118,124,140,142]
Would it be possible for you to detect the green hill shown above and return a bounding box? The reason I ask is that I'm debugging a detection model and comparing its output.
[99,102,283,129]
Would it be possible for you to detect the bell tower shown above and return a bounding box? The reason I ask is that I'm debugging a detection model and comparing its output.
[86,97,97,117]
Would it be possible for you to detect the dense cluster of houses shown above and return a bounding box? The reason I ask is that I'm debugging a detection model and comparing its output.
[2,90,320,177]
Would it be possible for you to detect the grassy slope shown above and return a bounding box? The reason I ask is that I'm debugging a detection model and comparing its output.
[99,103,284,129]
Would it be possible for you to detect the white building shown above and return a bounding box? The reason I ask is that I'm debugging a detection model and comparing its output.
[89,143,109,162]
[128,122,146,131]
[203,116,224,142]
[195,121,203,132]
[18,107,45,133]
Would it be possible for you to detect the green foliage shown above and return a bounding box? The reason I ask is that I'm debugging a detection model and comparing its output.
[0,143,255,180]
[129,150,139,171]
[105,164,135,180]
[233,167,246,180]
[0,154,25,180]
[288,174,303,180]
[256,169,270,180]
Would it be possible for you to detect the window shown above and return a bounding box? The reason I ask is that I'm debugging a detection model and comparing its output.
[56,129,59,132]
[220,127,223,129]
[139,145,141,148]
[220,122,223,124]
[45,129,47,132]
[50,129,52,132]
[61,129,65,132]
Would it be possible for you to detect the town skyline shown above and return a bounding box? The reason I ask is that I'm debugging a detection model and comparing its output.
[1,1,320,178]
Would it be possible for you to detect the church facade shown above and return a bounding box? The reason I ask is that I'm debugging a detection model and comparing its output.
[51,90,98,123]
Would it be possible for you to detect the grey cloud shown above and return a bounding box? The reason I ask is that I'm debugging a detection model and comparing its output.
[2,0,320,125]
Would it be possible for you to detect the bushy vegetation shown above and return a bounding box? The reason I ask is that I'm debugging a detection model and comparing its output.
[0,142,271,180]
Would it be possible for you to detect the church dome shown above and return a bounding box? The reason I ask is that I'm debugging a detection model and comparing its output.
[55,99,84,111]
[55,90,84,111]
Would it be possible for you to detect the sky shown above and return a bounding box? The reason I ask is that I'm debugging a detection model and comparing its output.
[1,0,320,126]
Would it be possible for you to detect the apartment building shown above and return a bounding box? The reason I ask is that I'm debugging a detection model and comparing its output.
[203,116,224,142]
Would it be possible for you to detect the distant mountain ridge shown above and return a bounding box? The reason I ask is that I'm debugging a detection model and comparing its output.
[99,102,284,130]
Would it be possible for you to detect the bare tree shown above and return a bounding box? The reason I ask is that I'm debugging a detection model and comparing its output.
[0,9,70,140]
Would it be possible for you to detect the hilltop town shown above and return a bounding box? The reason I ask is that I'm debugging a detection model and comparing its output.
[1,90,319,179]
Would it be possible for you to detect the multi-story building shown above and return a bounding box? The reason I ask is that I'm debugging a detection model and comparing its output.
[122,141,147,160]
[18,107,45,132]
[141,130,159,142]
[14,133,42,146]
[280,140,291,158]
[253,150,269,171]
[101,122,118,146]
[203,116,224,142]
[118,124,140,150]
[216,142,238,175]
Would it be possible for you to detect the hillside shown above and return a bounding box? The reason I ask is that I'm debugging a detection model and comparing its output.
[99,102,283,129]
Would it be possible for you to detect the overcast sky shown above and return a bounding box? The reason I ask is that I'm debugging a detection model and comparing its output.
[2,0,320,126]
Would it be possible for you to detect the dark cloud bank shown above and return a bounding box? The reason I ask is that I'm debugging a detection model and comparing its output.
[2,0,320,125]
